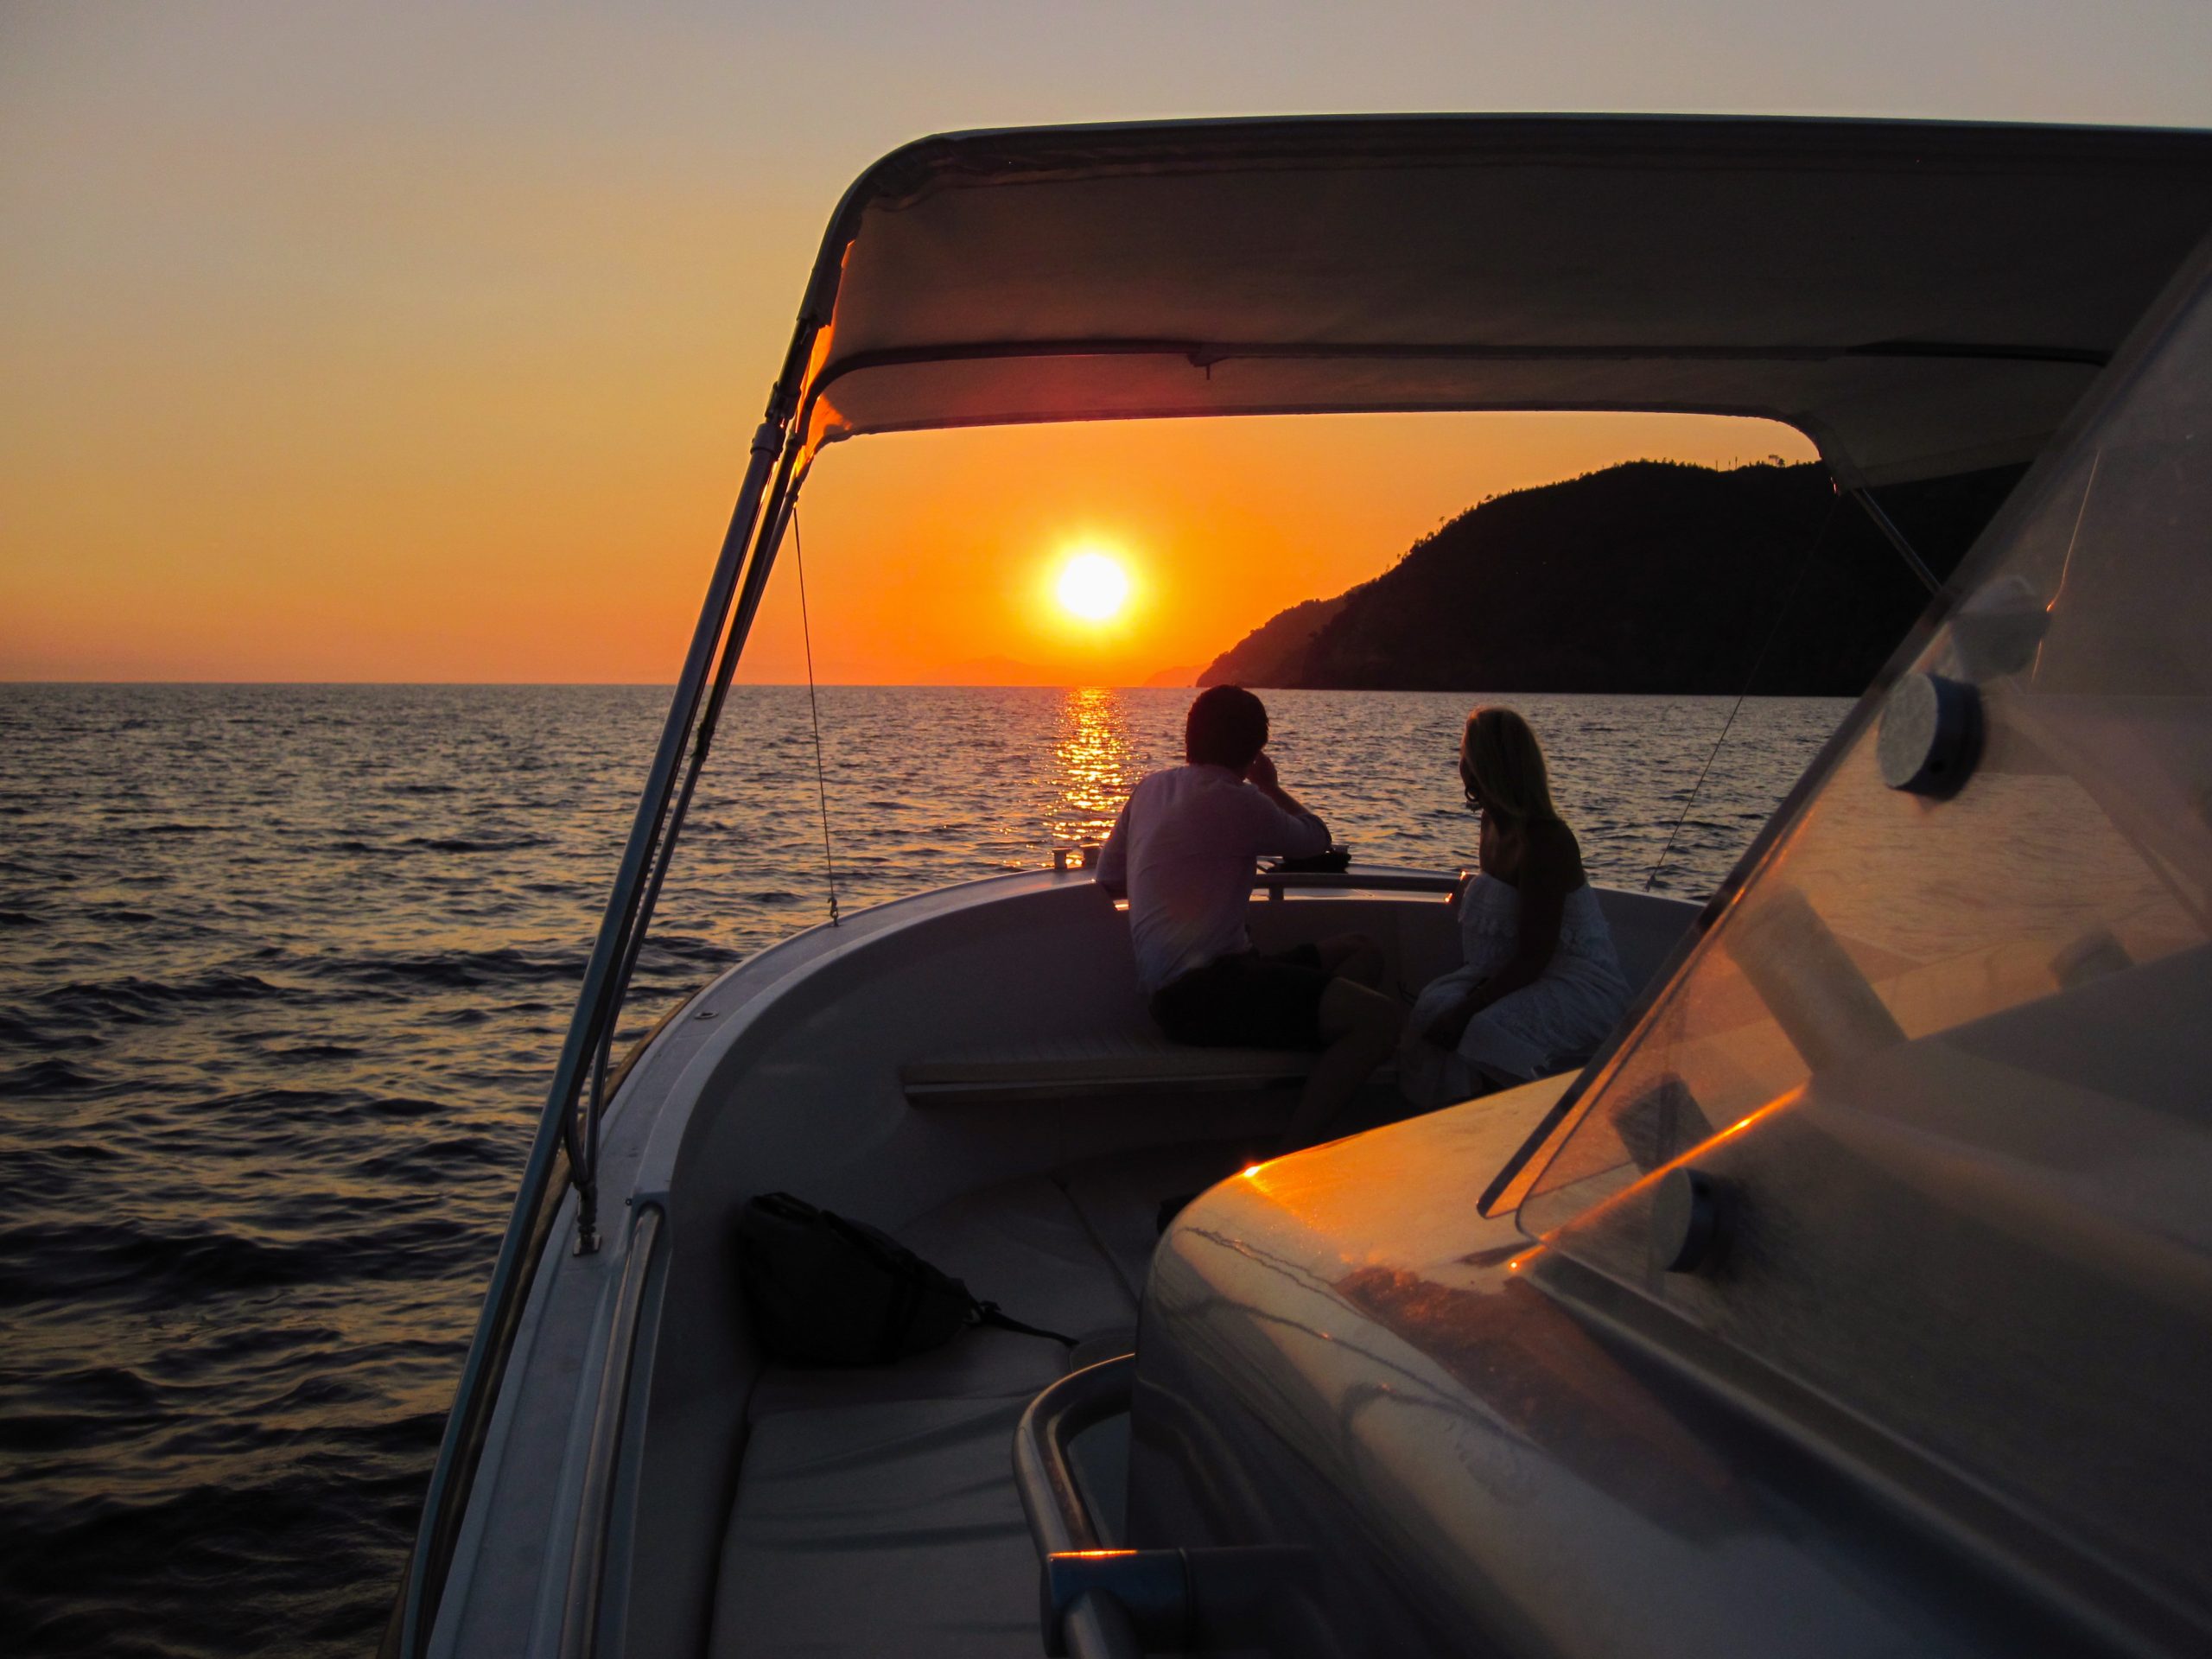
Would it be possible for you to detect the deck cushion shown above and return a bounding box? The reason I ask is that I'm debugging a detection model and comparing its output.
[897,1175,1140,1341]
[710,1395,1040,1658]
[745,1176,1135,1420]
[746,1325,1069,1421]
[1060,1140,1259,1306]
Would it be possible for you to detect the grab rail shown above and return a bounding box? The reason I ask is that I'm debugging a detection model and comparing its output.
[558,1202,663,1659]
[1253,868,1458,899]
[1014,1355,1324,1658]
[1014,1357,1144,1659]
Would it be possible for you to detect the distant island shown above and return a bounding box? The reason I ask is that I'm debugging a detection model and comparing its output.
[1198,460,2019,696]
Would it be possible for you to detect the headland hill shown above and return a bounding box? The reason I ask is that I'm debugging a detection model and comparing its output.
[1195,459,2021,696]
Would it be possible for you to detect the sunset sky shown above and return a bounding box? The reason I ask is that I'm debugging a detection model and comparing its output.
[6,3,2210,683]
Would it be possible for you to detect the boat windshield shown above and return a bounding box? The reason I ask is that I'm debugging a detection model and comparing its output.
[1514,253,2212,1622]
[1521,264,2212,1233]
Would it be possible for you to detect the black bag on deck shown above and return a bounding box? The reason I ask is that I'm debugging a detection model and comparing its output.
[736,1191,1076,1366]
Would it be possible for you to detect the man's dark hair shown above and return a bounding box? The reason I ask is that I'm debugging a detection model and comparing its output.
[1185,685,1269,771]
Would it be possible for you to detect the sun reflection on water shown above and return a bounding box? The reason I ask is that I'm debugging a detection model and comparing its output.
[1046,687,1144,850]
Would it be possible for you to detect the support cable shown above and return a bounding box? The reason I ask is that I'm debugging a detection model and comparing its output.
[791,507,842,925]
[1644,491,1841,893]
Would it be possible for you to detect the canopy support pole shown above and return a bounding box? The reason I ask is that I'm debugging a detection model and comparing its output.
[604,443,810,1063]
[562,416,789,1255]
[1849,486,1944,596]
[386,407,791,1659]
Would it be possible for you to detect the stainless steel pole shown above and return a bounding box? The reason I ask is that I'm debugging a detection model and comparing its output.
[1849,486,1944,596]
[390,410,788,1656]
[562,414,791,1255]
[606,447,810,1052]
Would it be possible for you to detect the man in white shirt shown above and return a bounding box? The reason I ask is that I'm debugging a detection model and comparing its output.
[1096,687,1403,1151]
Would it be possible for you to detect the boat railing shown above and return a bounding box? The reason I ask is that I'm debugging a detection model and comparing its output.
[1016,1354,1324,1657]
[557,1201,664,1659]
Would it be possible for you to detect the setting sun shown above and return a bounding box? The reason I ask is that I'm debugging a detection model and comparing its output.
[1055,550,1132,622]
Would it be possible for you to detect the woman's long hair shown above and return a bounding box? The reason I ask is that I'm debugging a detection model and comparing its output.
[1460,706,1560,823]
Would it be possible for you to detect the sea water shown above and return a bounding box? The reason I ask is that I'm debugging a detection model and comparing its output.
[0,683,1845,1656]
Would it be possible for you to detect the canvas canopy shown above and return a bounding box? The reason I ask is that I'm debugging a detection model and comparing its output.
[785,116,2212,485]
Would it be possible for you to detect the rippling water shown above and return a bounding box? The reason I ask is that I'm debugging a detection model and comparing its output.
[0,683,1845,1656]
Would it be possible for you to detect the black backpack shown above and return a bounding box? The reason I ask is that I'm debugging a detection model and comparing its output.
[737,1192,1076,1366]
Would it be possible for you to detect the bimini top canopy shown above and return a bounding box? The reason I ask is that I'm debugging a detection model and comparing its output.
[782,115,2212,485]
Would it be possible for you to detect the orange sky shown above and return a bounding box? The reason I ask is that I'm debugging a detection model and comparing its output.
[4,3,2205,683]
[754,414,1815,685]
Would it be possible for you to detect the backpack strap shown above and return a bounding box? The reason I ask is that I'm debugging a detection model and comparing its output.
[972,1300,1078,1347]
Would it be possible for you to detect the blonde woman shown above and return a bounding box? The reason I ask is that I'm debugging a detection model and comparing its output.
[1403,707,1630,1108]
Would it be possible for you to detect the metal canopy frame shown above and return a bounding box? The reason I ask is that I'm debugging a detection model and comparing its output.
[385,111,2212,1656]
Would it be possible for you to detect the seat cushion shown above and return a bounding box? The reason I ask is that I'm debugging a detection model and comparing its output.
[899,1175,1139,1341]
[746,1176,1133,1421]
[1060,1141,1257,1305]
[747,1325,1069,1421]
[710,1395,1040,1658]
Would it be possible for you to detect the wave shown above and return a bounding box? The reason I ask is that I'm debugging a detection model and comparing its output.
[0,1462,421,1657]
[0,1012,101,1052]
[0,1221,332,1306]
[35,970,305,1025]
[177,1085,448,1124]
[351,1132,512,1180]
[0,1058,109,1096]
[0,1207,484,1310]
[632,932,741,968]
[260,1041,365,1064]
[318,945,580,992]
[0,1364,162,1453]
[400,834,551,854]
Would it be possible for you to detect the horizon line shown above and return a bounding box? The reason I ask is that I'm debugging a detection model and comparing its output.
[0,680,1851,698]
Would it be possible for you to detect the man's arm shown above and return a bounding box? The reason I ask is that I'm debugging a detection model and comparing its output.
[1242,752,1332,855]
[1094,798,1131,897]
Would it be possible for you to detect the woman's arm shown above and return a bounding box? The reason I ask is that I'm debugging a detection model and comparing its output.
[1421,828,1575,1046]
[1473,873,1567,1009]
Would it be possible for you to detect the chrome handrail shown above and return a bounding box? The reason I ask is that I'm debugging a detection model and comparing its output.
[1014,1353,1135,1555]
[1014,1357,1323,1659]
[558,1203,663,1659]
[1014,1357,1143,1659]
[1253,868,1458,898]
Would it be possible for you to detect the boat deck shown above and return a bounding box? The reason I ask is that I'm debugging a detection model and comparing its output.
[709,1137,1249,1656]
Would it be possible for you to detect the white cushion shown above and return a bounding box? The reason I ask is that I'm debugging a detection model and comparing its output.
[711,1396,1039,1658]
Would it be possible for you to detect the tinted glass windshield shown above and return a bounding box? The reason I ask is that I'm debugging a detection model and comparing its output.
[1518,251,2212,1630]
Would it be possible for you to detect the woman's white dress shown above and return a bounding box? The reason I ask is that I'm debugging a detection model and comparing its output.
[1403,874,1631,1108]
